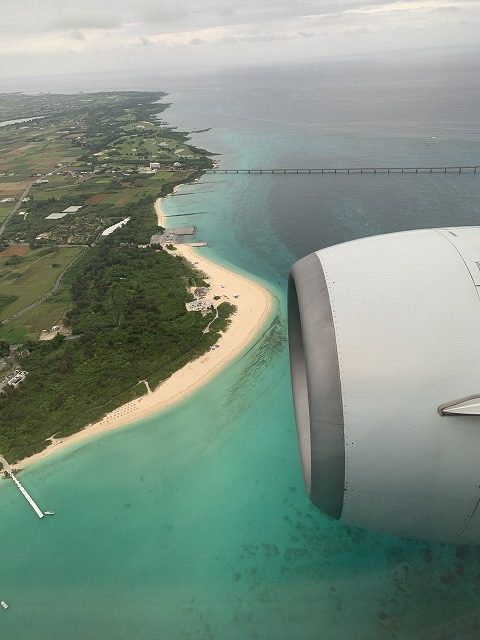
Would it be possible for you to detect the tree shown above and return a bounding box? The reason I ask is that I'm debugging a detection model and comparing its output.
[0,341,10,357]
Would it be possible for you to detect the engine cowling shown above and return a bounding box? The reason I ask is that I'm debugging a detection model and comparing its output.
[288,227,480,543]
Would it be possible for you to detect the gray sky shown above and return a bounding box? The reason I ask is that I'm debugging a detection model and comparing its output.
[2,0,480,79]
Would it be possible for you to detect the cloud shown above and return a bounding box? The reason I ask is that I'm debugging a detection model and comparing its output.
[239,30,290,42]
[2,0,480,80]
[136,3,187,24]
[457,17,479,25]
[431,4,461,11]
[69,30,85,40]
[48,14,123,31]
[342,25,374,34]
[220,6,237,19]
[211,28,317,45]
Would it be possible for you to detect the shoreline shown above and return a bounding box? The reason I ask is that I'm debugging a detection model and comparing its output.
[155,185,180,227]
[155,195,167,227]
[14,195,274,471]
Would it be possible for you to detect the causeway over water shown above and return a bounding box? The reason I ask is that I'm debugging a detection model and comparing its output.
[203,165,480,175]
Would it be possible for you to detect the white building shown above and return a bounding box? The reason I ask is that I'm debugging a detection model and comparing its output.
[62,206,82,213]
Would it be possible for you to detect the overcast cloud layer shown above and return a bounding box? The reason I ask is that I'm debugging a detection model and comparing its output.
[2,0,480,79]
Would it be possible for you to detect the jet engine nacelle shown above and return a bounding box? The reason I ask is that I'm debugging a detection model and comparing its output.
[288,227,480,543]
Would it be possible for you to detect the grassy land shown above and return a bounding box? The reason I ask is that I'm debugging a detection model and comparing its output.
[0,91,222,462]
[106,133,199,164]
[0,300,69,343]
[0,246,83,320]
[0,170,196,340]
[0,92,207,323]
[0,124,81,183]
[0,243,233,462]
[0,203,13,222]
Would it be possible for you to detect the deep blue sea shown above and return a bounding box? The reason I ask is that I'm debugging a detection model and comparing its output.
[2,54,480,639]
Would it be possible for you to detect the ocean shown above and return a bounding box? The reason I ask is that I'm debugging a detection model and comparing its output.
[2,53,480,639]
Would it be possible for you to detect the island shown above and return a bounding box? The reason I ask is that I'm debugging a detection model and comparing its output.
[0,91,272,466]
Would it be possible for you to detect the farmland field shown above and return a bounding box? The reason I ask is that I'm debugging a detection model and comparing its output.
[0,180,29,196]
[0,246,83,320]
[0,91,211,345]
[0,298,70,342]
[0,203,13,222]
[0,243,31,256]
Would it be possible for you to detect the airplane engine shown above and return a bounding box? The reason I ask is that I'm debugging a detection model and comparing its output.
[288,227,480,543]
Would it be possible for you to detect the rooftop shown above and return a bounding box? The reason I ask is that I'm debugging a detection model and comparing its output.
[63,205,82,213]
[45,212,68,220]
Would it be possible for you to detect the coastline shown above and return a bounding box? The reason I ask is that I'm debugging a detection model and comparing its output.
[155,184,181,227]
[14,194,274,471]
[154,195,167,227]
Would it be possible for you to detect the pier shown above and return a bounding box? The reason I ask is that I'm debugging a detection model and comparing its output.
[203,165,480,175]
[0,455,45,518]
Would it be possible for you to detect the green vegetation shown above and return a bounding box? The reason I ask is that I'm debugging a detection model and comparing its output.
[209,302,236,335]
[0,204,13,222]
[0,246,83,320]
[0,242,229,462]
[0,299,68,343]
[0,294,17,312]
[0,91,234,463]
[0,90,212,246]
[0,91,211,337]
[0,340,10,356]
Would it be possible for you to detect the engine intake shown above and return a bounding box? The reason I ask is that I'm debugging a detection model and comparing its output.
[288,227,480,543]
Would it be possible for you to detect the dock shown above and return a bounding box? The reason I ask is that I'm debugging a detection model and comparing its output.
[0,455,45,518]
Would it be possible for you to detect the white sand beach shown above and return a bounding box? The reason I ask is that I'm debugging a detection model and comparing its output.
[16,196,273,470]
[155,188,181,227]
[155,194,167,227]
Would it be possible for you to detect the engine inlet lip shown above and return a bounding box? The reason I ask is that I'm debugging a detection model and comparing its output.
[288,252,345,519]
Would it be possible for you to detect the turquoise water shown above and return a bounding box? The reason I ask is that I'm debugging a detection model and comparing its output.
[2,59,480,638]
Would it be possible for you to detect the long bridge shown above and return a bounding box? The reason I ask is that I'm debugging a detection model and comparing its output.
[203,165,480,175]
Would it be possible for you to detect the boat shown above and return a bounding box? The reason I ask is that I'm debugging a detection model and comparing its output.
[1,601,8,610]
[44,511,55,516]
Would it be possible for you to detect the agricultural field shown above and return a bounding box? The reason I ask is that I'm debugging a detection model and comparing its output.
[100,171,190,206]
[2,169,193,246]
[0,245,83,321]
[0,122,81,182]
[0,203,13,222]
[0,91,230,462]
[0,90,212,345]
[0,182,30,205]
[0,296,72,343]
